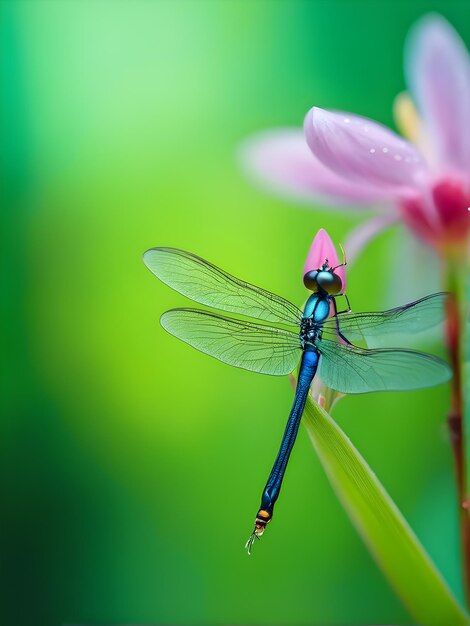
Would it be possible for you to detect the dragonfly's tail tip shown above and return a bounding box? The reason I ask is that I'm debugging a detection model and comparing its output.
[245,522,268,555]
[244,530,260,555]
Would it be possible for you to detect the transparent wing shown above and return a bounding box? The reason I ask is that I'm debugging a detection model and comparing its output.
[161,308,301,375]
[143,247,302,326]
[322,293,448,342]
[315,337,451,394]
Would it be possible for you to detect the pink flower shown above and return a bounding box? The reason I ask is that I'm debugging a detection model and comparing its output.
[241,14,470,259]
[304,227,346,291]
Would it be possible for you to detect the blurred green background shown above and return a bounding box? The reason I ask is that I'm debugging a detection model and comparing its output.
[2,1,469,624]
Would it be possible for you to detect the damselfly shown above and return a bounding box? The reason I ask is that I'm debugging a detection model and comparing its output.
[143,246,451,553]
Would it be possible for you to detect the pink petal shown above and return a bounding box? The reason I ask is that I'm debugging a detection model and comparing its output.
[239,129,394,207]
[432,176,470,247]
[344,213,398,262]
[405,14,470,173]
[399,194,439,248]
[304,228,346,290]
[399,175,470,250]
[304,107,427,190]
[386,227,440,307]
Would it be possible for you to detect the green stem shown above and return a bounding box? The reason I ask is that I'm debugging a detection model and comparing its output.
[444,259,470,607]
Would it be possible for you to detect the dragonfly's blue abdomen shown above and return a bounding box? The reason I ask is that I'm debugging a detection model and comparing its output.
[255,349,319,532]
[303,293,330,323]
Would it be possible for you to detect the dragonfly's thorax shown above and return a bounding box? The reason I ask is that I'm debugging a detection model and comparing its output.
[302,293,330,323]
[299,320,322,349]
[300,293,330,349]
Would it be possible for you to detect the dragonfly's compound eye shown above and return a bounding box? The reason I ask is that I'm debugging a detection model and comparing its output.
[303,270,319,290]
[316,270,343,295]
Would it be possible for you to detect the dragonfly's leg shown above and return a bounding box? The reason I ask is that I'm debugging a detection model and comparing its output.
[331,243,348,271]
[335,293,352,315]
[332,297,353,345]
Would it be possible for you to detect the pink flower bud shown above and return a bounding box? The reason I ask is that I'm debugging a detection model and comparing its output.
[303,228,347,291]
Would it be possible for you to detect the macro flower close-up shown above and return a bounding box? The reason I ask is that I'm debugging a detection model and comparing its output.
[3,2,470,626]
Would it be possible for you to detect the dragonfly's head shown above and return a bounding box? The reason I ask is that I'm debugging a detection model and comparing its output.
[303,266,343,295]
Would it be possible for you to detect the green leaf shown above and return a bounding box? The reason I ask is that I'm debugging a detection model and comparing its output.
[303,395,469,626]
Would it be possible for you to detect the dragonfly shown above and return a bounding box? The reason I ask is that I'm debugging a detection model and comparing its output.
[143,246,451,553]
